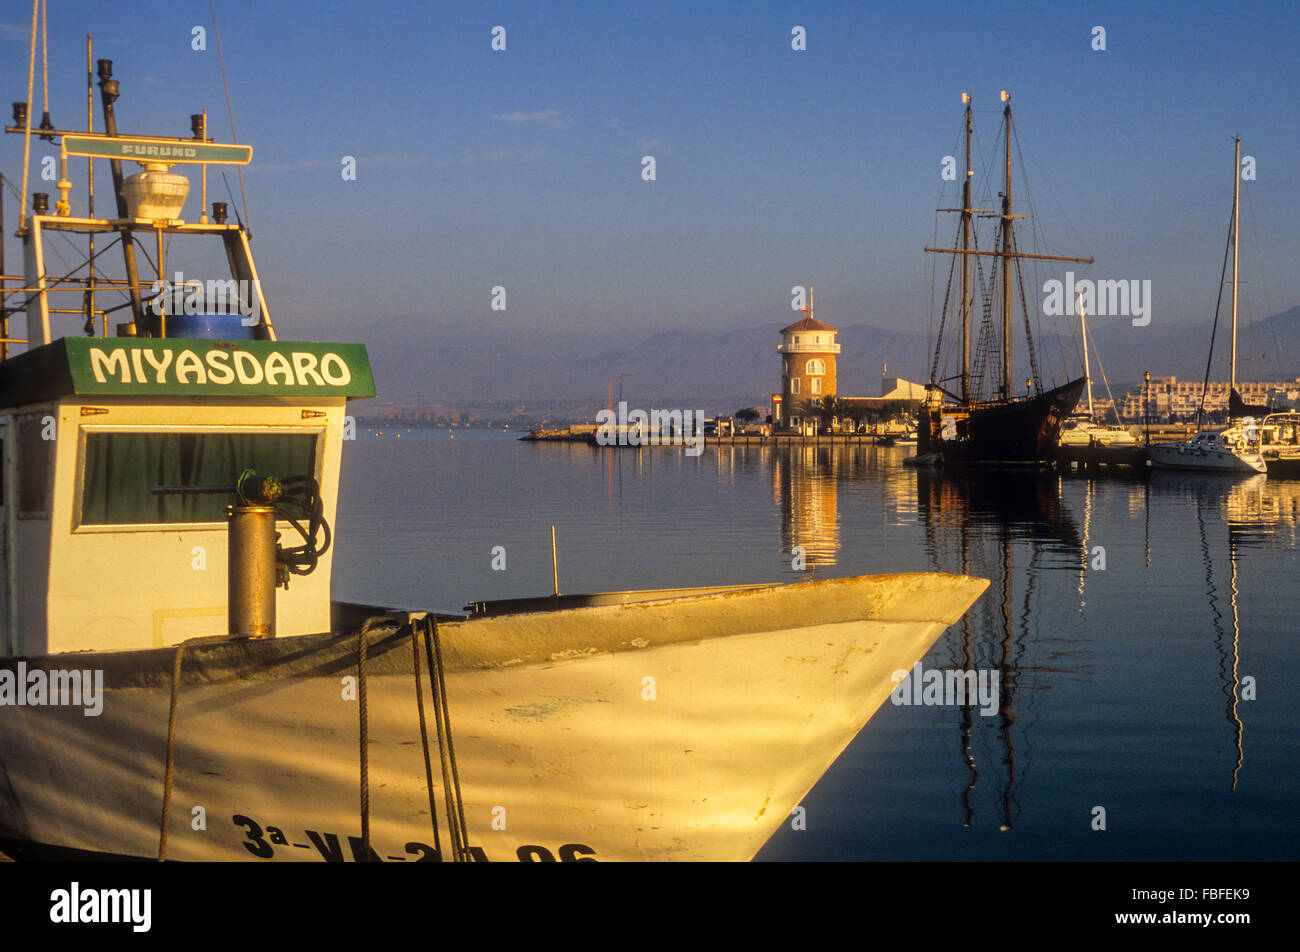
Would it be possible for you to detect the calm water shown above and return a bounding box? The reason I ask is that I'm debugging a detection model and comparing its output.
[334,429,1299,861]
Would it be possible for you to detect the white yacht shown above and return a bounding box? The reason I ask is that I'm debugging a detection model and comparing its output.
[1147,138,1266,477]
[1057,293,1137,449]
[1058,417,1137,448]
[1149,422,1266,474]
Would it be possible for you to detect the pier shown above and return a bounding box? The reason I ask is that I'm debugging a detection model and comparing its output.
[1055,443,1149,473]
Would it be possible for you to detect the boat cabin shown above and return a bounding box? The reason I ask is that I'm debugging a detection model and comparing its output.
[1,213,373,657]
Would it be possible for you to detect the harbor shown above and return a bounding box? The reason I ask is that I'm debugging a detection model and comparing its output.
[0,0,1294,934]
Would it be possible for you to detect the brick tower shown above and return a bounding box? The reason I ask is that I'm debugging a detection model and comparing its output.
[777,288,839,429]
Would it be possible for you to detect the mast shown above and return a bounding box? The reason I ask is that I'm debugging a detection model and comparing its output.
[960,94,973,401]
[1000,92,1013,401]
[1231,136,1240,393]
[86,34,97,336]
[1078,291,1094,418]
[96,59,147,335]
[923,91,1093,405]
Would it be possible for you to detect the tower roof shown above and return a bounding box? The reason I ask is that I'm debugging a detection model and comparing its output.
[780,315,838,334]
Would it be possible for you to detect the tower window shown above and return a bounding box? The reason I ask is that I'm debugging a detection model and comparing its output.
[790,379,800,395]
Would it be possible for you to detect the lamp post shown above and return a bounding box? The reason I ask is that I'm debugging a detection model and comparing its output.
[1144,370,1151,445]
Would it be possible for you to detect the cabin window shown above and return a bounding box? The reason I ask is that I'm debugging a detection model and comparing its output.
[79,430,317,526]
[18,416,53,518]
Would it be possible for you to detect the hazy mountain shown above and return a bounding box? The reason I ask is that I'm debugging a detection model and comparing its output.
[354,305,1300,408]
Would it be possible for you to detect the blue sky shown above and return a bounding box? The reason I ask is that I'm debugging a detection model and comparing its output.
[3,0,1298,343]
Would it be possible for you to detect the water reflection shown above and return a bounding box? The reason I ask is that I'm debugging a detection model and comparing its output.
[1147,472,1300,793]
[340,436,1297,858]
[773,445,844,569]
[913,470,1083,830]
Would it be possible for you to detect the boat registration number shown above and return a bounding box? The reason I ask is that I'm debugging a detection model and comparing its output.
[231,814,597,862]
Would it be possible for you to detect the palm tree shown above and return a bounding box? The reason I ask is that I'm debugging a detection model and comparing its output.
[816,396,850,430]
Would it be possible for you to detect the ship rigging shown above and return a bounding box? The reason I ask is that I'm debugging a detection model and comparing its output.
[918,92,1090,466]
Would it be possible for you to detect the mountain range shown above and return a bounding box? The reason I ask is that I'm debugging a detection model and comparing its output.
[353,305,1300,412]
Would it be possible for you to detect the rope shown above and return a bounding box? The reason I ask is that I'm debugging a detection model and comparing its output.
[410,620,443,858]
[1014,234,1043,390]
[357,622,371,861]
[208,0,250,234]
[423,615,475,861]
[274,475,332,577]
[157,634,235,861]
[1197,196,1237,428]
[928,219,959,386]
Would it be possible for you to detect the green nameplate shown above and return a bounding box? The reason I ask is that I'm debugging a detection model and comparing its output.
[63,339,375,397]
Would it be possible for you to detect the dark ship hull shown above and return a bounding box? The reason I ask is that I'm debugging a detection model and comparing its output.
[918,377,1086,466]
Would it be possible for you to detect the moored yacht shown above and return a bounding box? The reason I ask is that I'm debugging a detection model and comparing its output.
[1257,411,1300,478]
[1057,292,1137,449]
[1149,423,1265,474]
[1058,417,1138,448]
[1147,138,1266,477]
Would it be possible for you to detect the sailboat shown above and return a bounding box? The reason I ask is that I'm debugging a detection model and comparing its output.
[1149,138,1265,475]
[1057,292,1136,448]
[0,28,989,862]
[918,92,1087,466]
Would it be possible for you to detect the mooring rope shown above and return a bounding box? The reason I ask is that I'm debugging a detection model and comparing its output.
[357,622,372,861]
[410,620,443,858]
[158,634,236,862]
[421,615,475,861]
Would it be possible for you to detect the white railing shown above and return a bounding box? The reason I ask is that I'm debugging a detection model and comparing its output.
[777,342,841,354]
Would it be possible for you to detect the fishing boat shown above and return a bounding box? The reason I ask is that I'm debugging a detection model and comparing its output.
[0,41,988,861]
[1149,138,1266,476]
[918,92,1087,466]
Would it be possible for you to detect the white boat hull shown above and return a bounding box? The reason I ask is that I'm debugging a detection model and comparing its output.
[1149,443,1265,473]
[0,573,987,862]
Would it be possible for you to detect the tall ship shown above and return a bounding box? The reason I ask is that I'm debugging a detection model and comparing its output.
[0,24,987,861]
[919,93,1088,466]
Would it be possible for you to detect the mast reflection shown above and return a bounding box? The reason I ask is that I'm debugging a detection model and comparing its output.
[917,469,1080,830]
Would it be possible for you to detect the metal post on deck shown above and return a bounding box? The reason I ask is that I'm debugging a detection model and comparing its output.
[551,525,560,597]
[228,505,277,638]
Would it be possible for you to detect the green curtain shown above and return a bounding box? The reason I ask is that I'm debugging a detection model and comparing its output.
[81,432,316,525]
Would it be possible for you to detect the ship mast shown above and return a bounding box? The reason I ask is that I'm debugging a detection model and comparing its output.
[1000,92,1014,401]
[960,93,973,402]
[924,91,1094,402]
[1230,136,1240,394]
[1078,291,1094,418]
